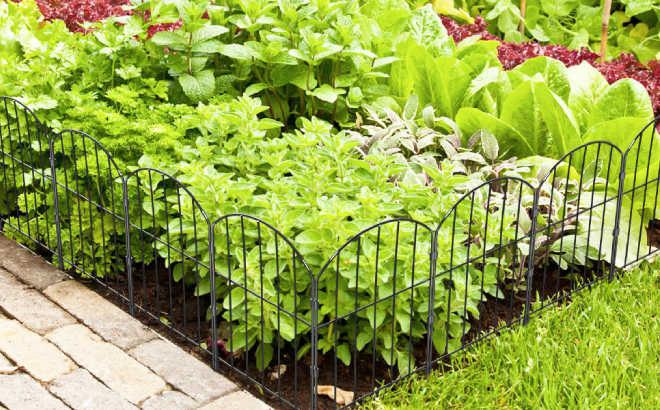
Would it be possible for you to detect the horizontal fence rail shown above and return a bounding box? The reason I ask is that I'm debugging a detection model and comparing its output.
[1,95,659,409]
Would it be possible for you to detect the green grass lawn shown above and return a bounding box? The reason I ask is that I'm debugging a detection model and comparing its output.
[361,262,660,410]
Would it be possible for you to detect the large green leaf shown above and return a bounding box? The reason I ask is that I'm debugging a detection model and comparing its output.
[406,45,446,114]
[192,25,228,44]
[535,81,581,157]
[406,45,473,119]
[566,61,609,133]
[456,107,533,158]
[218,44,260,60]
[541,0,579,17]
[389,36,416,103]
[621,0,655,17]
[511,56,571,102]
[582,117,656,187]
[360,0,409,19]
[499,79,549,156]
[464,67,499,108]
[150,31,186,47]
[178,70,215,103]
[256,342,274,371]
[577,191,647,269]
[396,5,448,46]
[587,78,654,128]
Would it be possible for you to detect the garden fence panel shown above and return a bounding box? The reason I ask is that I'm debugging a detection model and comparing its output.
[50,129,129,300]
[5,95,660,410]
[209,214,314,410]
[314,219,434,410]
[620,119,660,270]
[0,97,57,255]
[531,141,624,314]
[429,176,537,371]
[124,168,212,351]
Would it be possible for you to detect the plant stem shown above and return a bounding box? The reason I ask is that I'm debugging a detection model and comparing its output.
[331,50,343,125]
[111,56,116,88]
[255,64,289,130]
[264,89,276,119]
[518,0,527,34]
[601,0,613,64]
[306,63,316,116]
[187,33,193,75]
[267,63,289,131]
[306,63,313,91]
[299,88,305,117]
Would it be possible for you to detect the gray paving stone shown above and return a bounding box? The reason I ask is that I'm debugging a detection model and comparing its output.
[46,325,166,405]
[0,269,76,335]
[197,391,272,410]
[140,391,197,410]
[44,280,155,349]
[0,268,23,291]
[129,339,237,405]
[49,369,139,410]
[0,234,68,290]
[0,373,70,410]
[0,318,77,383]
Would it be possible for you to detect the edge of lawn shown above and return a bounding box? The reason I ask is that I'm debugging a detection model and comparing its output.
[361,260,660,410]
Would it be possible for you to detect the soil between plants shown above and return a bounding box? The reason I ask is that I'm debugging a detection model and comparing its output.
[67,222,660,410]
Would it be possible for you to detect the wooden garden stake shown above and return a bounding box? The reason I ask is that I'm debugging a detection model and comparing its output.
[519,0,527,34]
[600,0,613,63]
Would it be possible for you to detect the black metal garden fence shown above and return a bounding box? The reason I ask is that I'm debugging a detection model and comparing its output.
[1,95,659,410]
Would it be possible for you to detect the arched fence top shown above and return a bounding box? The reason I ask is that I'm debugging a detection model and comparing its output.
[1,96,50,143]
[315,218,434,284]
[125,166,211,229]
[210,213,315,282]
[434,175,536,236]
[537,140,624,188]
[624,115,660,160]
[51,129,125,179]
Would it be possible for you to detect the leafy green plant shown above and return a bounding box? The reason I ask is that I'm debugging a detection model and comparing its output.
[439,0,660,63]
[455,57,654,159]
[150,0,229,103]
[2,0,660,381]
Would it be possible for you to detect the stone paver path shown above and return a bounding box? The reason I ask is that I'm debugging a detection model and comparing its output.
[0,234,272,410]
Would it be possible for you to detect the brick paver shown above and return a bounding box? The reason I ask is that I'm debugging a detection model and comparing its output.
[0,233,269,410]
[0,318,77,383]
[0,269,77,335]
[49,369,139,410]
[129,339,237,404]
[44,280,156,350]
[140,391,198,410]
[198,391,272,410]
[0,235,68,290]
[0,373,70,410]
[46,325,166,405]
